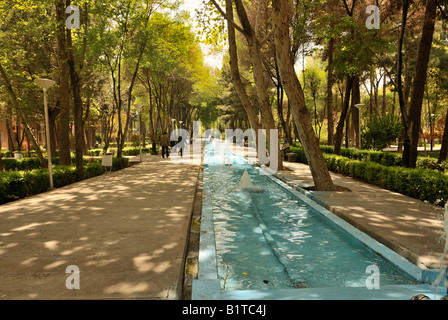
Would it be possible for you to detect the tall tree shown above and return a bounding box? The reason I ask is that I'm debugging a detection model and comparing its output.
[407,0,439,168]
[272,0,335,191]
[326,37,335,146]
[333,0,357,155]
[439,111,448,163]
[56,0,71,166]
[210,0,282,171]
[0,62,47,168]
[225,0,260,133]
[66,0,85,180]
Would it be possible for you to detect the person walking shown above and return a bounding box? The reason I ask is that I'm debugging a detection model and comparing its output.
[178,135,183,158]
[160,131,170,159]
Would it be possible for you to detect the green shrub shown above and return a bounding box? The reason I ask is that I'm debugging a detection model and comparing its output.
[290,147,308,164]
[2,159,18,171]
[291,148,448,207]
[0,151,13,158]
[416,157,445,172]
[0,175,8,204]
[23,169,50,195]
[0,156,130,204]
[361,114,402,151]
[85,162,103,178]
[52,166,77,188]
[4,171,28,201]
[88,149,103,156]
[1,156,92,172]
[112,157,130,171]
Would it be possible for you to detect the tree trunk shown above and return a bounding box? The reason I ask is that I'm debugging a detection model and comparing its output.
[67,25,85,180]
[408,0,438,168]
[369,78,373,121]
[382,69,387,116]
[397,0,411,167]
[6,121,14,151]
[233,0,282,170]
[285,100,293,145]
[148,80,157,154]
[272,0,335,191]
[334,75,355,155]
[225,0,260,132]
[0,62,47,168]
[119,46,145,163]
[49,106,59,157]
[438,112,448,164]
[351,76,361,149]
[327,38,335,146]
[56,0,71,166]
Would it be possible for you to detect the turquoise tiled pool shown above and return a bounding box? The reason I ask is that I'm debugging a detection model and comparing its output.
[192,141,446,300]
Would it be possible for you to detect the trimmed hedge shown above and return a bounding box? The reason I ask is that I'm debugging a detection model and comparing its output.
[2,157,43,171]
[0,157,130,205]
[293,145,448,172]
[112,157,130,171]
[1,157,89,172]
[315,145,403,167]
[2,147,155,171]
[88,146,158,157]
[290,147,448,207]
[0,166,79,204]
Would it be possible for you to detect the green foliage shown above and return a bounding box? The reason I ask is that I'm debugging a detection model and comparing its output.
[290,147,448,206]
[85,162,103,179]
[97,147,158,156]
[2,157,80,171]
[53,166,79,188]
[361,114,403,151]
[1,157,41,171]
[416,156,448,172]
[0,157,130,204]
[112,157,130,171]
[293,145,403,167]
[88,149,103,156]
[314,10,388,78]
[295,144,448,172]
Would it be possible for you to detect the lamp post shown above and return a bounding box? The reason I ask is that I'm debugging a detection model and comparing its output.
[171,119,176,145]
[178,121,184,157]
[34,78,56,189]
[354,104,364,150]
[179,121,183,142]
[430,114,435,152]
[135,104,143,163]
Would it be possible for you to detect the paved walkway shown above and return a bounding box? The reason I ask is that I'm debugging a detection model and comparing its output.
[276,161,448,271]
[0,154,200,300]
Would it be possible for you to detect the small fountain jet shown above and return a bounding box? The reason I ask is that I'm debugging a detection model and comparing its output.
[238,170,264,193]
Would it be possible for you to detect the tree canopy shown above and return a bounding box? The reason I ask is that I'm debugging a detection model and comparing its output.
[1,0,448,188]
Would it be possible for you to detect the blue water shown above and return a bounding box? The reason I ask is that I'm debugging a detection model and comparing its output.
[204,141,418,291]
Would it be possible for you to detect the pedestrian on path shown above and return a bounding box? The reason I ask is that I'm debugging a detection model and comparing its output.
[161,131,170,158]
[178,135,183,158]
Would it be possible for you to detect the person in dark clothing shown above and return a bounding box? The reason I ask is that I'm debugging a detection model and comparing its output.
[178,135,183,158]
[160,132,170,158]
